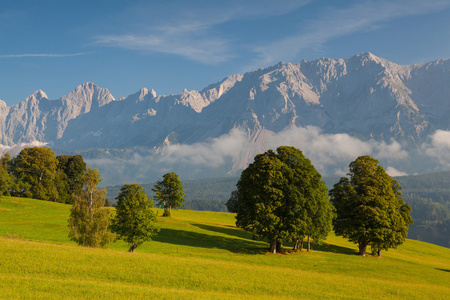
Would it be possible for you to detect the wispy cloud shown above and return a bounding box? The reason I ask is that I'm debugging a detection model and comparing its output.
[95,32,232,64]
[249,0,450,67]
[0,52,93,58]
[93,0,310,64]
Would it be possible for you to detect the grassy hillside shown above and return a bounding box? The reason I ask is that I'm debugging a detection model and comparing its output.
[1,196,450,299]
[104,173,450,247]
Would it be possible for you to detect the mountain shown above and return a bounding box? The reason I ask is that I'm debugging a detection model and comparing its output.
[1,53,450,184]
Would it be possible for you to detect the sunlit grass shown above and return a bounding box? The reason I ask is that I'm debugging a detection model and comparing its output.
[1,196,450,299]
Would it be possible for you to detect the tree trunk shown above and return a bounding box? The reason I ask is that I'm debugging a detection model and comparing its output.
[270,240,277,253]
[377,249,381,258]
[307,235,311,252]
[276,240,283,253]
[128,243,135,253]
[358,242,367,256]
[300,239,303,251]
[293,239,299,251]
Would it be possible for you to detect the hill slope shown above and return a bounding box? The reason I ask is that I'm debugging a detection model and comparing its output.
[1,196,449,299]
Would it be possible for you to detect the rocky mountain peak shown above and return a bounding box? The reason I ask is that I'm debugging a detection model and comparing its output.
[61,82,115,109]
[27,90,48,102]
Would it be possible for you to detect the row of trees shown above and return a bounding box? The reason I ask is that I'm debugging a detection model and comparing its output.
[0,146,186,252]
[0,147,86,204]
[3,146,412,256]
[230,147,413,256]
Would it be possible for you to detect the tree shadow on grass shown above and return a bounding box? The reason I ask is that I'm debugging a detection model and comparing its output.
[436,268,450,273]
[193,223,358,256]
[152,227,267,255]
[191,223,253,240]
[310,242,358,256]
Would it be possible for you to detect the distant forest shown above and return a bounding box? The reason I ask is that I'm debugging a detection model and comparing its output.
[105,177,239,213]
[105,172,450,248]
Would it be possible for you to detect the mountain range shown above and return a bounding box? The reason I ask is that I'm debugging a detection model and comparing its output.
[1,52,449,185]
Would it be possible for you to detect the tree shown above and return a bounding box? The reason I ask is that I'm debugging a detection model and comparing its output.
[236,146,332,253]
[0,153,14,196]
[225,190,240,213]
[152,172,185,217]
[68,167,115,247]
[329,155,413,257]
[56,155,87,204]
[112,184,159,252]
[10,147,59,201]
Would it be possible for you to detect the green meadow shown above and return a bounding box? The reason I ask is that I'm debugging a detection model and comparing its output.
[1,196,449,299]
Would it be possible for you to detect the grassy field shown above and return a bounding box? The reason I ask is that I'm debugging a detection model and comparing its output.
[1,196,450,299]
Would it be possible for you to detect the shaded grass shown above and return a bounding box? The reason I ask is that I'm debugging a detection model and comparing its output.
[1,196,450,299]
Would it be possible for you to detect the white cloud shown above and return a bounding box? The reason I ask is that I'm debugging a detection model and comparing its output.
[0,53,92,58]
[0,141,48,157]
[423,130,450,168]
[386,166,408,177]
[91,125,410,182]
[162,128,250,167]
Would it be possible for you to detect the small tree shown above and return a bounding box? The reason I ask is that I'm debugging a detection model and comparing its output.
[68,167,115,247]
[112,184,159,252]
[329,155,413,256]
[225,190,239,213]
[152,172,185,217]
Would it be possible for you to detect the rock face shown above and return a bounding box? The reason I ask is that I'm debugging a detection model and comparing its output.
[0,52,449,182]
[0,82,115,146]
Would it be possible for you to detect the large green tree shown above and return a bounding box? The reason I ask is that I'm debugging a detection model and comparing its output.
[329,155,413,257]
[236,146,332,253]
[68,167,115,248]
[112,184,159,252]
[10,147,59,201]
[152,172,185,217]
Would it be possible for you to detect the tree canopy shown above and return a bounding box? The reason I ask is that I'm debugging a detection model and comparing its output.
[329,155,413,256]
[236,146,333,253]
[10,147,59,201]
[112,184,159,252]
[152,172,185,217]
[56,155,87,204]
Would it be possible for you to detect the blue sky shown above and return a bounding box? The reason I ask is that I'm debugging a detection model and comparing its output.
[1,0,449,106]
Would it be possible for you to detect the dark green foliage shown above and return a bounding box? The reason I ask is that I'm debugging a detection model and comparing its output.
[112,184,159,252]
[236,150,286,253]
[236,146,332,253]
[152,172,185,217]
[56,155,87,204]
[10,147,59,201]
[225,190,239,213]
[0,153,14,196]
[330,156,413,256]
[68,167,115,248]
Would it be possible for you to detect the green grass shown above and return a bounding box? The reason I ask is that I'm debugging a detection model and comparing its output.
[1,196,450,299]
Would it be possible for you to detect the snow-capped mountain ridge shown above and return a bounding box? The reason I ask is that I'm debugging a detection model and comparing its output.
[0,52,449,183]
